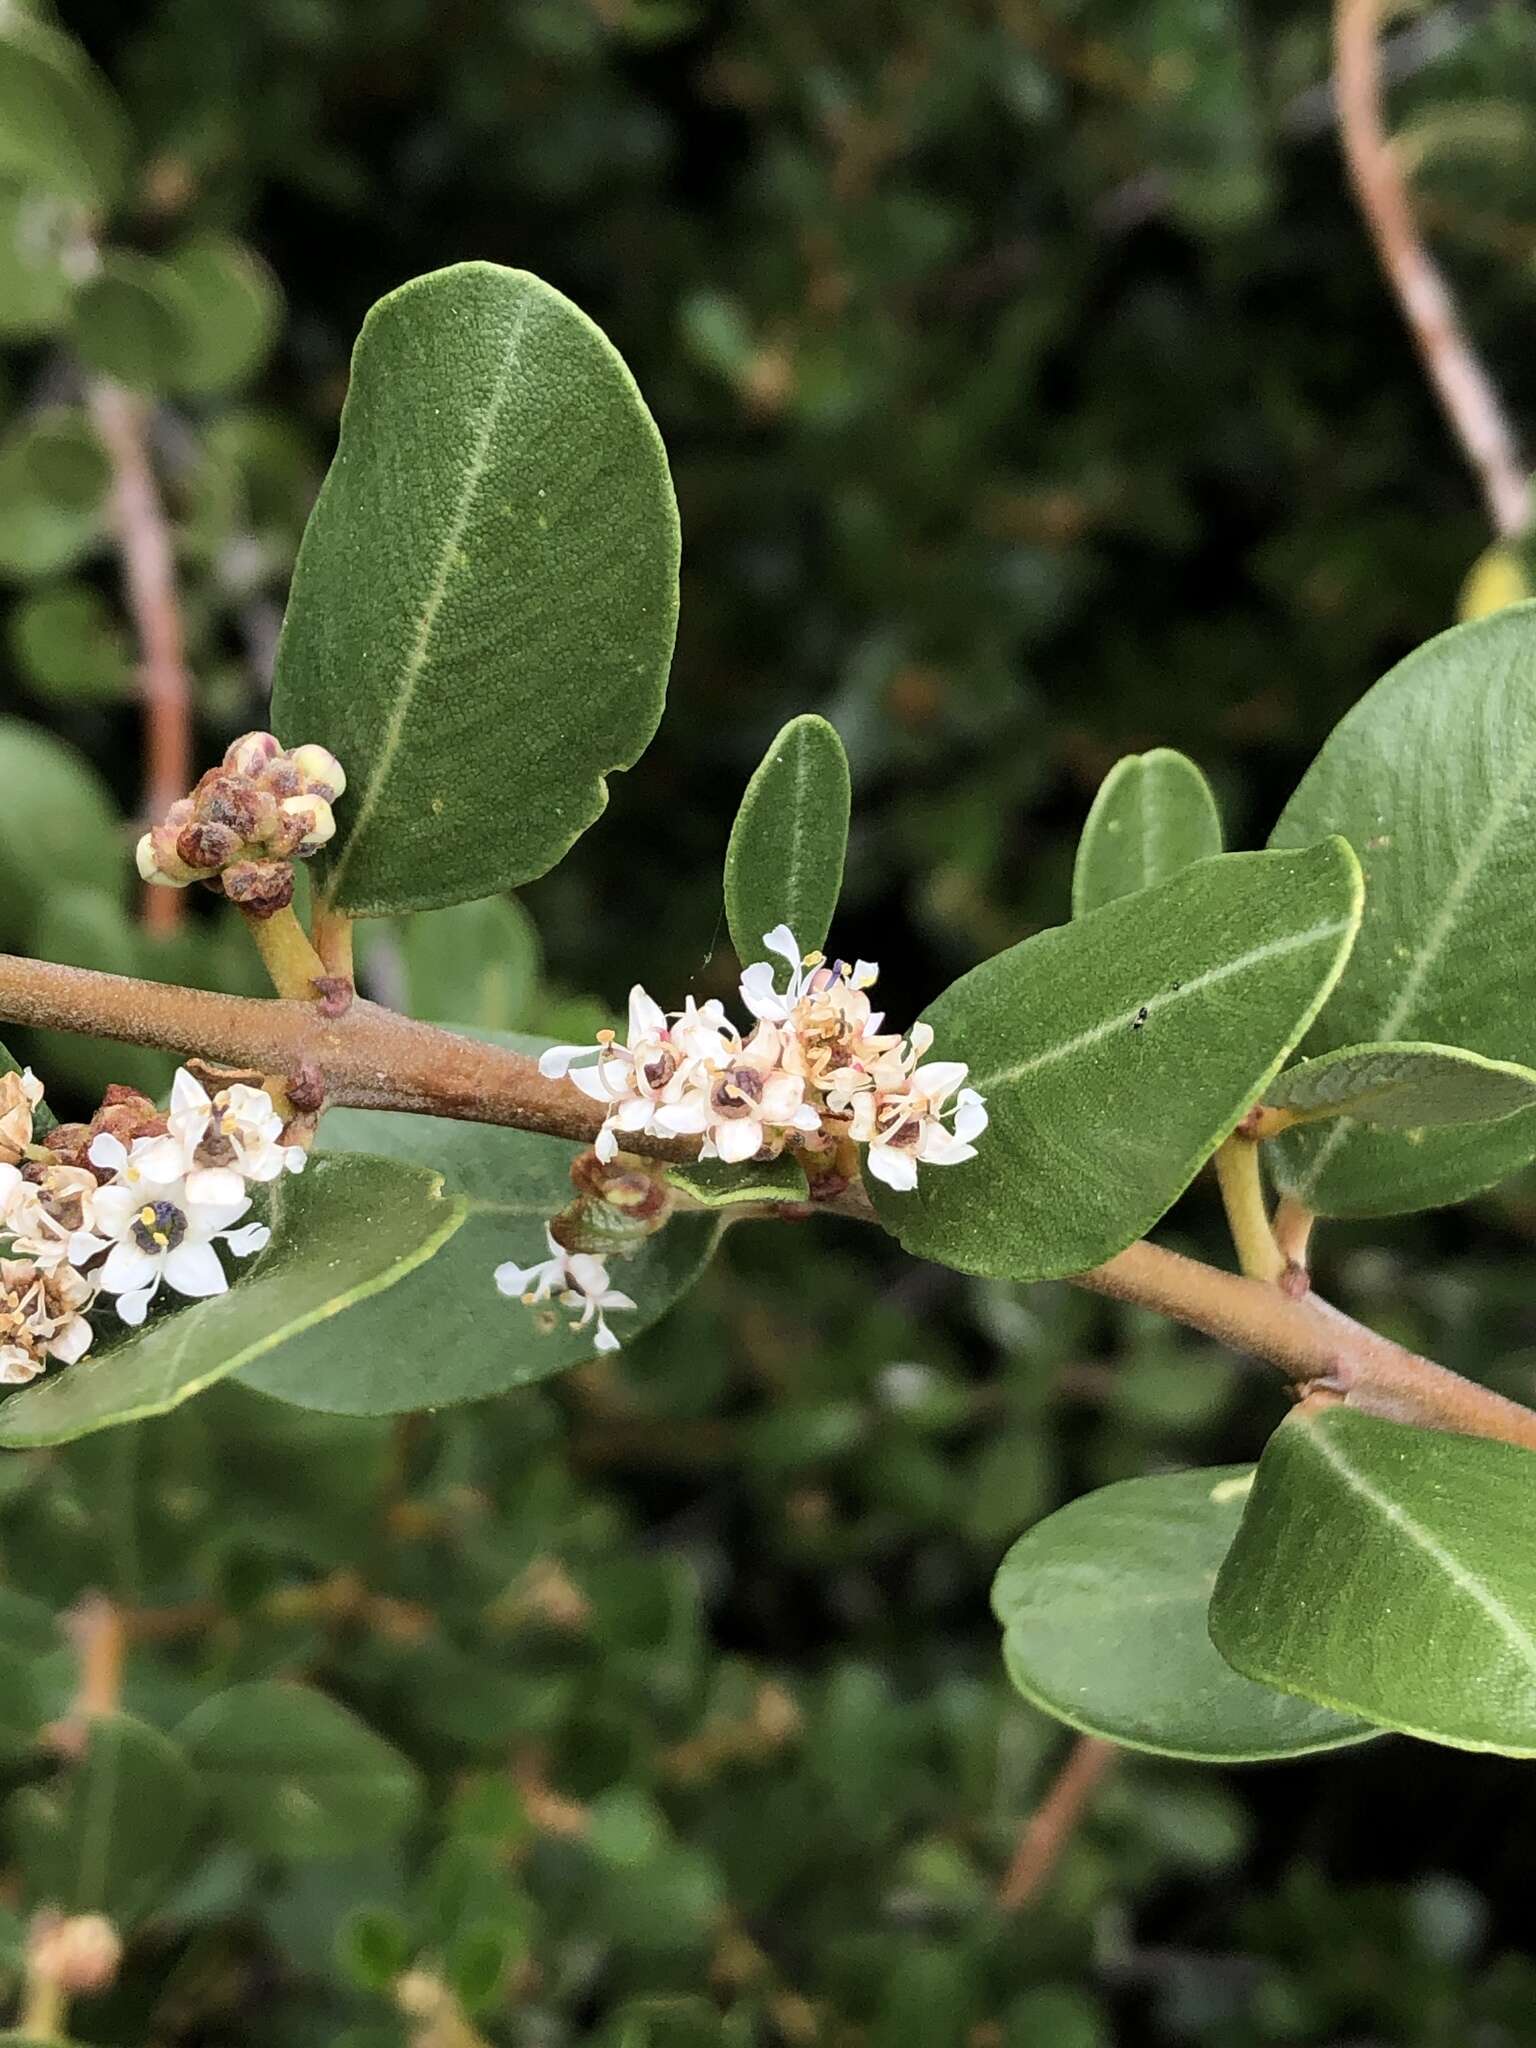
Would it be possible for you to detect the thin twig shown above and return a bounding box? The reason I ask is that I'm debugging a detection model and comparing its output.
[1214,1137,1286,1284]
[998,1734,1117,1912]
[88,382,195,935]
[1,951,1535,1450]
[1333,0,1529,538]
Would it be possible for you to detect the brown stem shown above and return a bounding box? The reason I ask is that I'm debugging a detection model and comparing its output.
[1,950,1534,1451]
[88,383,195,935]
[998,1733,1117,1912]
[1333,0,1529,538]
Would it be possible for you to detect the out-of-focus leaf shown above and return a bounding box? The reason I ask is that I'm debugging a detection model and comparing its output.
[0,11,130,208]
[71,250,196,392]
[178,1683,422,1858]
[160,230,281,394]
[0,719,121,945]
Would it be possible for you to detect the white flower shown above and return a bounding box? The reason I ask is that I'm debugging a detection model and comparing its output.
[166,1070,305,1187]
[0,1256,95,1385]
[540,987,735,1163]
[495,1227,637,1353]
[652,1020,821,1162]
[838,1032,989,1193]
[0,1163,109,1273]
[739,925,879,1025]
[88,1136,269,1326]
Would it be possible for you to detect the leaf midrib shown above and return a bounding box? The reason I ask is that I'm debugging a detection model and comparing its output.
[974,914,1355,1092]
[321,289,536,910]
[1304,1421,1536,1678]
[1297,666,1536,1193]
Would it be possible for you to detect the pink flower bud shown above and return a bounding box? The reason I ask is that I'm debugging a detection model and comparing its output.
[223,730,282,778]
[221,858,296,918]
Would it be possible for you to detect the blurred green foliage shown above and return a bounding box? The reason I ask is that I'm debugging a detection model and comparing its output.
[4,0,1536,2040]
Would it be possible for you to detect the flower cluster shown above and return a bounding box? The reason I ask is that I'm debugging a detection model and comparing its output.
[0,1068,304,1386]
[540,925,987,1193]
[494,1226,637,1354]
[136,730,346,917]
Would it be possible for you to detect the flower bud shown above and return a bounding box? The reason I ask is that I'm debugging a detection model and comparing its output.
[0,1068,42,1166]
[26,1911,123,1998]
[138,820,203,887]
[221,857,295,918]
[288,742,347,800]
[223,729,282,778]
[278,792,335,858]
[191,769,277,844]
[175,819,242,874]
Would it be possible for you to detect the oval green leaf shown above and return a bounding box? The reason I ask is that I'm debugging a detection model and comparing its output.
[1071,748,1223,917]
[1266,1041,1536,1129]
[1211,1407,1536,1756]
[178,1682,421,1859]
[0,13,130,210]
[5,1713,198,1922]
[72,250,199,392]
[0,717,122,946]
[239,1095,720,1415]
[271,261,679,917]
[1270,607,1536,1215]
[994,1466,1375,1760]
[0,1155,465,1448]
[724,713,851,965]
[0,187,74,341]
[161,231,280,395]
[872,841,1362,1281]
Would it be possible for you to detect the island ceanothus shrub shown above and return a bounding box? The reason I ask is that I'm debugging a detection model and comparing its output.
[2,255,1536,2030]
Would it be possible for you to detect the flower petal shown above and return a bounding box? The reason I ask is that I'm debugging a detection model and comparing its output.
[186,1167,247,1210]
[164,1239,229,1299]
[628,985,667,1041]
[99,1242,158,1294]
[87,1132,129,1173]
[114,1286,154,1327]
[223,1223,271,1259]
[715,1118,763,1163]
[538,1044,600,1079]
[865,1144,918,1193]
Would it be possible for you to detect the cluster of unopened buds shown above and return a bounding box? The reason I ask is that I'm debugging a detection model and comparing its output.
[136,730,346,918]
[0,1066,305,1387]
[499,927,988,1352]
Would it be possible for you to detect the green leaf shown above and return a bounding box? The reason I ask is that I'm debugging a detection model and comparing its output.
[724,714,851,965]
[1265,1041,1536,1129]
[239,1089,720,1415]
[994,1466,1375,1761]
[1269,608,1536,1215]
[872,842,1362,1281]
[71,251,196,392]
[0,718,122,947]
[1211,1408,1536,1756]
[1071,748,1223,917]
[337,1906,414,1992]
[0,417,106,580]
[270,261,679,917]
[0,1646,44,1765]
[9,582,132,703]
[357,894,541,1032]
[0,1156,465,1448]
[663,1155,810,1208]
[5,1714,199,1922]
[0,12,130,209]
[160,231,280,394]
[178,1682,422,1859]
[0,186,74,340]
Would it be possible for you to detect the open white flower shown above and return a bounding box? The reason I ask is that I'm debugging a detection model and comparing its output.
[166,1070,305,1188]
[0,1256,95,1385]
[540,986,735,1163]
[653,1020,821,1162]
[0,1162,109,1273]
[839,1037,989,1192]
[88,1142,269,1326]
[495,1227,636,1353]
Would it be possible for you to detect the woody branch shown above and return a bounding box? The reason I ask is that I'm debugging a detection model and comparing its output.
[1,951,1534,1453]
